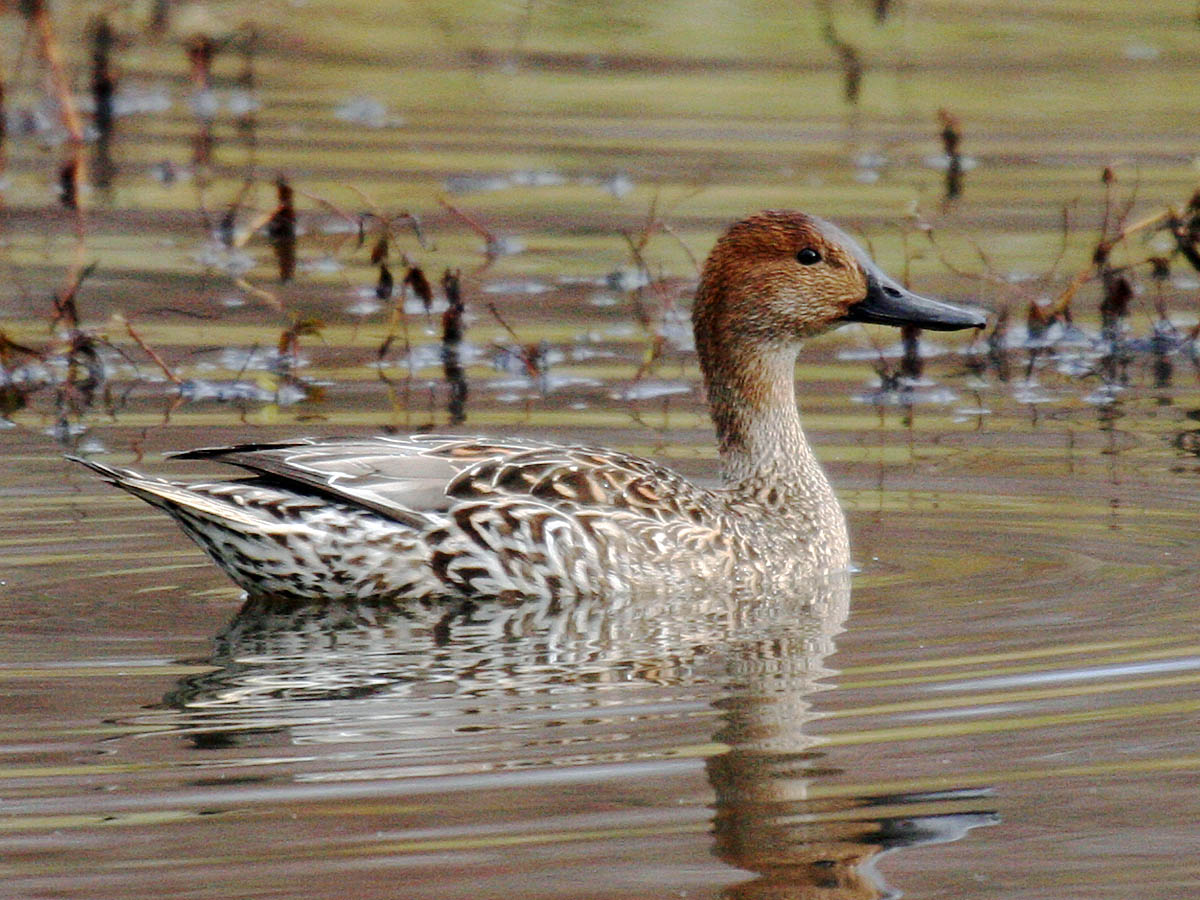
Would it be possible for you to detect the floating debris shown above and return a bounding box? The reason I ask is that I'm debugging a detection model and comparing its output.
[333,96,400,128]
[194,241,255,277]
[1084,384,1124,406]
[385,341,485,373]
[853,150,887,168]
[346,297,383,317]
[74,436,107,454]
[180,379,276,403]
[316,217,363,235]
[839,339,954,361]
[443,173,511,194]
[923,153,978,172]
[481,279,552,295]
[485,235,526,257]
[4,99,70,145]
[180,379,308,405]
[952,406,992,423]
[602,323,639,339]
[402,295,448,315]
[854,381,960,407]
[605,267,651,292]
[657,306,695,352]
[438,199,521,259]
[111,86,172,117]
[603,172,634,198]
[1052,352,1101,379]
[213,346,306,373]
[227,89,261,117]
[444,169,626,197]
[510,169,567,188]
[999,319,1091,350]
[1011,380,1055,404]
[0,360,54,389]
[492,341,560,377]
[188,89,220,120]
[481,170,543,190]
[1123,41,1161,61]
[298,255,344,275]
[615,380,692,401]
[150,160,192,185]
[567,343,620,362]
[44,421,90,440]
[489,372,601,399]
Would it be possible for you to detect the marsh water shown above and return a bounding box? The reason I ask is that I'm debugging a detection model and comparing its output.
[3,2,1200,897]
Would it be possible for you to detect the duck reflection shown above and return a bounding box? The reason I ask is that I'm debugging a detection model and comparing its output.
[702,581,996,898]
[153,574,996,895]
[710,658,998,899]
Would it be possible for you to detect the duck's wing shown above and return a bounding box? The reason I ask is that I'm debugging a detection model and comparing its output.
[430,444,730,598]
[173,435,718,525]
[443,443,720,524]
[169,435,548,524]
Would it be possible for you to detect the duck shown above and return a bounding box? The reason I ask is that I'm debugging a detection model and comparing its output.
[72,211,984,605]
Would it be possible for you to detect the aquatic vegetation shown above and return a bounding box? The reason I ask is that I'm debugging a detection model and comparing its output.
[0,1,1197,457]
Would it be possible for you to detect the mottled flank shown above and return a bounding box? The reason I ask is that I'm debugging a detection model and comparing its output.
[72,211,984,604]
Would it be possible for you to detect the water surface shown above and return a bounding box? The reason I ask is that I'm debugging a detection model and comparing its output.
[2,2,1199,897]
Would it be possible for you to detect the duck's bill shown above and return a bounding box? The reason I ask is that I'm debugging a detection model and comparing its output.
[844,275,987,331]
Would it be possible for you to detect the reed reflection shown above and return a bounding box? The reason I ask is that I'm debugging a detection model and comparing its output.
[151,574,996,895]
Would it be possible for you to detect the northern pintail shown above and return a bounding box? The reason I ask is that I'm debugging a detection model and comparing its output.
[73,211,984,603]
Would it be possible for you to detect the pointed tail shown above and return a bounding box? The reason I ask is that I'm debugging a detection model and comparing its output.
[66,455,283,530]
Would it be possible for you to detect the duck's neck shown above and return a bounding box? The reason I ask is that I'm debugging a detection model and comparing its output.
[701,341,833,504]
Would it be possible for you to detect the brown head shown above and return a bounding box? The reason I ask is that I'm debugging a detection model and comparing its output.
[693,210,985,365]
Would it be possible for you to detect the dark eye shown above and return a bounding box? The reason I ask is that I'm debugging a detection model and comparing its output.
[796,248,822,265]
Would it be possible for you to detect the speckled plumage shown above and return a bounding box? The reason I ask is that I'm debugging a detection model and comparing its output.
[73,211,984,604]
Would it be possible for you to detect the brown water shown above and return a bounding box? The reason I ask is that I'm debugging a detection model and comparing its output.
[3,3,1200,898]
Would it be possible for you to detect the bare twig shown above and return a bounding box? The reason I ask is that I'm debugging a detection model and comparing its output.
[816,0,863,104]
[233,276,284,310]
[1041,207,1169,321]
[438,198,497,245]
[659,223,701,275]
[119,316,183,385]
[486,301,540,377]
[29,0,88,216]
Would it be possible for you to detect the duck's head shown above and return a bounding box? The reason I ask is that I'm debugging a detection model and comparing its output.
[693,210,986,353]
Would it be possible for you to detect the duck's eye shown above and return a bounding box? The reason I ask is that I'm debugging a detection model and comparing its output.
[796,248,822,265]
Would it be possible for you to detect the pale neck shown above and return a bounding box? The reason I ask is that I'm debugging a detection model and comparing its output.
[701,342,831,501]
